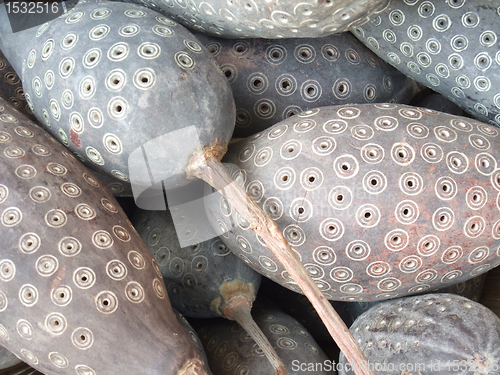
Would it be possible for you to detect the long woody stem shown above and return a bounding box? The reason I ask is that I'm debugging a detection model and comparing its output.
[189,154,374,375]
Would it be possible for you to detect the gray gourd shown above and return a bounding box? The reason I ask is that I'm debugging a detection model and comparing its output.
[194,297,337,375]
[338,293,500,375]
[0,98,212,374]
[195,29,420,138]
[114,0,391,39]
[206,103,500,301]
[351,0,500,127]
[133,206,288,374]
[0,50,32,120]
[193,30,420,137]
[0,1,370,372]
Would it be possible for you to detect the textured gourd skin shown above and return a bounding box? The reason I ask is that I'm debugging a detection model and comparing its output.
[338,293,500,375]
[0,98,211,374]
[352,0,500,127]
[205,103,500,301]
[194,298,335,375]
[346,272,487,323]
[0,0,235,189]
[0,44,134,197]
[193,31,420,138]
[132,207,262,318]
[116,0,390,39]
[0,51,33,120]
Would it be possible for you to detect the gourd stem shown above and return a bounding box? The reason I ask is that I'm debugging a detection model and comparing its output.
[195,155,374,375]
[225,296,286,375]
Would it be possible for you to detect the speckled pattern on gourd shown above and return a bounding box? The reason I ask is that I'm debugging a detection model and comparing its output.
[194,298,335,375]
[0,97,211,375]
[115,0,391,39]
[338,293,500,375]
[0,0,235,189]
[351,0,500,127]
[0,50,33,121]
[132,207,262,319]
[205,103,500,301]
[193,30,420,137]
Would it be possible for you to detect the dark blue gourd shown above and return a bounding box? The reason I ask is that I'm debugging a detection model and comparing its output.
[346,272,487,323]
[133,207,291,375]
[0,50,32,120]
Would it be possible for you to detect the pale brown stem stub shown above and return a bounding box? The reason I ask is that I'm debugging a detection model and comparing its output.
[225,296,287,375]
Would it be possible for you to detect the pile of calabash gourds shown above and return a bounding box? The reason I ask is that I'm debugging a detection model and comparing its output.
[0,0,500,374]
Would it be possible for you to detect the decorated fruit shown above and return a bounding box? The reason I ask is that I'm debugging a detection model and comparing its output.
[338,293,500,374]
[133,207,288,375]
[194,297,336,375]
[193,30,419,137]
[0,50,32,120]
[0,97,211,374]
[346,272,488,322]
[118,0,391,39]
[0,0,235,189]
[352,0,500,126]
[206,103,500,301]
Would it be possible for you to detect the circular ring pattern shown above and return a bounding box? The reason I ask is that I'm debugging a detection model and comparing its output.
[356,204,380,228]
[36,255,58,277]
[19,284,38,306]
[128,251,146,269]
[384,229,409,252]
[395,200,419,225]
[432,207,455,231]
[72,327,94,350]
[328,186,353,211]
[362,170,387,194]
[125,281,145,303]
[95,291,118,314]
[44,209,67,228]
[106,260,128,281]
[417,235,440,256]
[73,267,96,289]
[45,312,67,335]
[92,230,113,249]
[345,240,371,261]
[421,143,444,163]
[331,267,354,283]
[19,232,41,254]
[360,143,384,164]
[51,285,72,306]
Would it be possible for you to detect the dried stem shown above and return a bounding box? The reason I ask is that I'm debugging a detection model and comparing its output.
[225,296,287,375]
[189,153,374,375]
